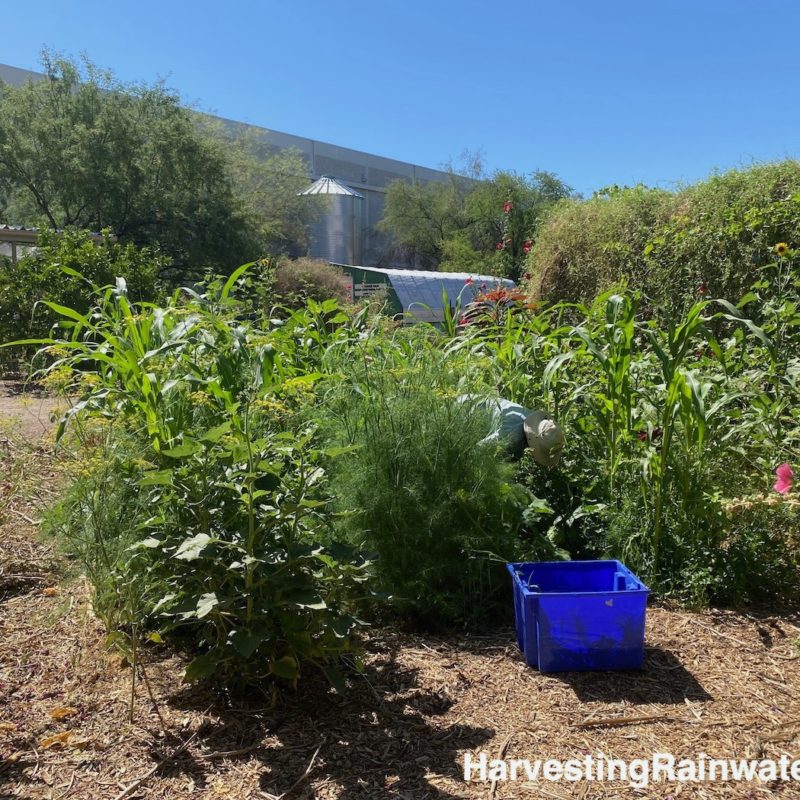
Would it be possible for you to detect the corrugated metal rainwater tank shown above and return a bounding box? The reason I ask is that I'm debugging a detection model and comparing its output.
[298,175,363,265]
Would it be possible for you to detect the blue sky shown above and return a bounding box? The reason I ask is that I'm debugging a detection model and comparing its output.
[4,0,799,195]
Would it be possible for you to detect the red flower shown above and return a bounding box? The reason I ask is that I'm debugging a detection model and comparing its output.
[503,201,513,214]
[637,428,662,443]
[465,276,473,285]
[522,239,533,254]
[495,242,504,250]
[524,271,531,280]
[697,282,708,295]
[775,463,794,495]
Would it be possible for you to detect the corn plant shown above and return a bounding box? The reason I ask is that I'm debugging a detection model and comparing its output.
[13,267,372,689]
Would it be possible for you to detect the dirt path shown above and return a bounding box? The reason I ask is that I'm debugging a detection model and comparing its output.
[0,380,61,442]
[1,384,799,799]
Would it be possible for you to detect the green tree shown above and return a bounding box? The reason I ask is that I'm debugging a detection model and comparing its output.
[203,122,320,258]
[0,52,313,274]
[379,171,473,268]
[462,170,573,282]
[380,160,571,280]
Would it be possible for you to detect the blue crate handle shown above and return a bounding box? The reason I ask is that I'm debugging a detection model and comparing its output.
[511,566,541,592]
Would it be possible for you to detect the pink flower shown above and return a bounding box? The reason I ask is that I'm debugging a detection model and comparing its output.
[522,239,533,254]
[465,276,473,285]
[697,282,708,295]
[495,242,504,250]
[774,463,794,495]
[503,201,513,213]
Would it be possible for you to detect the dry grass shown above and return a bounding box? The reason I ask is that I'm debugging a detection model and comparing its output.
[1,386,799,799]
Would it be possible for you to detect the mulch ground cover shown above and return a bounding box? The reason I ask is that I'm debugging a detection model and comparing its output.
[1,386,799,799]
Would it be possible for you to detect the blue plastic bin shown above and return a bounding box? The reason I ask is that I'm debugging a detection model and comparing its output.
[507,560,650,672]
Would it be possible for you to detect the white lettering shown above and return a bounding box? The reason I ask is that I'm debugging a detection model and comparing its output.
[759,760,778,782]
[628,758,649,789]
[563,759,583,782]
[728,760,760,781]
[676,758,697,782]
[708,758,730,781]
[463,752,487,781]
[605,757,627,781]
[461,751,800,785]
[652,752,675,782]
[488,760,507,782]
[543,759,562,781]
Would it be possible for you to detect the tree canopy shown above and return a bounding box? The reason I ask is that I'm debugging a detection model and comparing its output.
[379,160,572,282]
[0,53,315,274]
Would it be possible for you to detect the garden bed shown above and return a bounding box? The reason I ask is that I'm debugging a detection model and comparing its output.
[1,388,799,799]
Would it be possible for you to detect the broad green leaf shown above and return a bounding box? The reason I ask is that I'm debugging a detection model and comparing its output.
[184,654,217,682]
[270,655,299,680]
[195,592,219,619]
[324,445,361,458]
[139,469,173,487]
[136,537,162,549]
[200,422,231,443]
[230,628,267,659]
[161,440,202,458]
[174,533,213,561]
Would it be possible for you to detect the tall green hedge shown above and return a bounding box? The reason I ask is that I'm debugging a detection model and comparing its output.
[529,161,800,315]
[0,229,163,369]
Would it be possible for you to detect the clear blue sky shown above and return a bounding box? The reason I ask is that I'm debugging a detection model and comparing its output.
[4,0,799,195]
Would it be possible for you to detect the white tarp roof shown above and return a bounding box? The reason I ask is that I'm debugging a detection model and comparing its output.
[352,265,515,313]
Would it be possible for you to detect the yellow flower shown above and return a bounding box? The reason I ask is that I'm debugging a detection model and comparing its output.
[774,242,789,257]
[78,372,101,389]
[41,366,74,392]
[188,391,214,408]
[252,397,288,415]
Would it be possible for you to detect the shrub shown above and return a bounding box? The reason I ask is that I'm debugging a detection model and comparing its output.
[529,160,800,316]
[528,184,673,307]
[273,257,350,308]
[322,337,554,627]
[0,229,163,369]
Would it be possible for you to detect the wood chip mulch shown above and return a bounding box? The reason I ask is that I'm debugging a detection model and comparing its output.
[1,388,800,798]
[2,523,799,799]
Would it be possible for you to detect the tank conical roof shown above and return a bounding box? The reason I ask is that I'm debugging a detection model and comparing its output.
[298,175,364,197]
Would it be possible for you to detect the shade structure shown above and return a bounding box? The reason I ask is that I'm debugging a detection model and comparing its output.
[335,264,516,323]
